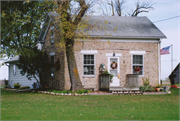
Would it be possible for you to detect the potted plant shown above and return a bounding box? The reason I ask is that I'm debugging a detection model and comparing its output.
[110,75,114,83]
[155,84,161,92]
[13,83,21,89]
[103,70,113,83]
[134,67,141,74]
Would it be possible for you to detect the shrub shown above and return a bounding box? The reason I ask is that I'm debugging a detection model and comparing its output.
[142,78,150,86]
[19,86,30,89]
[76,89,88,94]
[139,85,156,92]
[139,86,144,91]
[13,83,21,87]
[155,84,161,88]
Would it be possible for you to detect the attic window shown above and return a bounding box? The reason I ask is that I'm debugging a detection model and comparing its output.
[50,26,54,46]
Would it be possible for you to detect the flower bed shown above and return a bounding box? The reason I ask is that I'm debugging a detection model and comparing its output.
[171,85,177,88]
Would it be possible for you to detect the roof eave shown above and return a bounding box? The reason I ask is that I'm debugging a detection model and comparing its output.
[4,60,19,63]
[79,35,166,39]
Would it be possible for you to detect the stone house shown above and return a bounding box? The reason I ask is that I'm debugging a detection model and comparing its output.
[38,13,166,91]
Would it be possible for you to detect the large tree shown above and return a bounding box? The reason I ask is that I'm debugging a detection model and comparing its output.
[54,0,94,91]
[1,1,54,57]
[1,0,95,91]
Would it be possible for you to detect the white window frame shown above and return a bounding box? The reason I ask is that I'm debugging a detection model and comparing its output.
[130,51,146,77]
[13,64,16,75]
[50,26,54,46]
[81,50,97,78]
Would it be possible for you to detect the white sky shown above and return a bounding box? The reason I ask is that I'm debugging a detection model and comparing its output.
[138,0,180,80]
[95,0,180,80]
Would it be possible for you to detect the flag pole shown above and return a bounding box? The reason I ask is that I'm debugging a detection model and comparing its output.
[171,44,173,72]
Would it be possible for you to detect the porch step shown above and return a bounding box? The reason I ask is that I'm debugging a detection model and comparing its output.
[112,90,143,95]
[110,87,139,91]
[109,87,142,95]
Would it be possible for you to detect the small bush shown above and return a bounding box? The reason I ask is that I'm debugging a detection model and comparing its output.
[155,84,161,88]
[76,89,88,94]
[13,83,21,87]
[19,86,30,89]
[142,78,150,86]
[139,85,156,92]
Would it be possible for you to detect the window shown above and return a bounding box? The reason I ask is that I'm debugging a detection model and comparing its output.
[13,65,16,75]
[50,52,55,66]
[132,55,143,75]
[50,26,54,46]
[51,56,55,66]
[83,55,95,75]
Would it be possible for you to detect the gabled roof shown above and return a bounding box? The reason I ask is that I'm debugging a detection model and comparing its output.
[38,13,166,41]
[84,16,166,39]
[4,56,19,63]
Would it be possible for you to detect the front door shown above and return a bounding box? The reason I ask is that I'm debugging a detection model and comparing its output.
[109,57,120,86]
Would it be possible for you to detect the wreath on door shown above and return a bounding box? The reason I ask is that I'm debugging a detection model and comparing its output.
[111,61,117,69]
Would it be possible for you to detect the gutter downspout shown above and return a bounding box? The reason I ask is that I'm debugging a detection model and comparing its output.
[158,39,161,85]
[5,62,10,87]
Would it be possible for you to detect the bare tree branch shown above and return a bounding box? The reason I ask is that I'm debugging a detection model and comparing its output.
[107,0,115,16]
[115,0,126,16]
[131,1,154,16]
[73,0,89,26]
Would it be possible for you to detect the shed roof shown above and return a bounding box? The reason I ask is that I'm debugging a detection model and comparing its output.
[4,56,19,63]
[38,13,166,41]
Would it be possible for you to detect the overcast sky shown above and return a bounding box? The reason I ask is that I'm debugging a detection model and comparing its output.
[139,0,180,80]
[94,0,180,80]
[95,0,180,80]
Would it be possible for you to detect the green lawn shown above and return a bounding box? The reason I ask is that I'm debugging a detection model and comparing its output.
[1,88,179,120]
[162,83,180,86]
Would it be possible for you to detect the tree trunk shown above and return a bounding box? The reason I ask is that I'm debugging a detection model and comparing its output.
[65,38,83,92]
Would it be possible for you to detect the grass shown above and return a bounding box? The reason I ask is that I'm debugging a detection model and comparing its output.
[1,88,179,120]
[0,85,5,88]
[162,83,180,86]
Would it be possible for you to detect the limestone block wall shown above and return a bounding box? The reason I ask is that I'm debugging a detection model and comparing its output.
[43,23,159,91]
[42,24,67,90]
[74,40,159,90]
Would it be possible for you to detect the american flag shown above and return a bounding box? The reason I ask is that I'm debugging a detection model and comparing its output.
[160,46,170,55]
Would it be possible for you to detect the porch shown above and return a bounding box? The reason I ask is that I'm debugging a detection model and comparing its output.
[110,86,142,95]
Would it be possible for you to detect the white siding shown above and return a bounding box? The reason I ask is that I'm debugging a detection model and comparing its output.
[0,65,8,80]
[9,62,37,88]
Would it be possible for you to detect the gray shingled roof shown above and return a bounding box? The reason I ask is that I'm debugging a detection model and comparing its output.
[38,13,166,41]
[83,16,166,39]
[4,56,19,63]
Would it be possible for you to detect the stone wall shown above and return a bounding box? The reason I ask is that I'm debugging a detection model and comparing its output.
[74,40,159,90]
[42,23,68,90]
[43,24,159,91]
